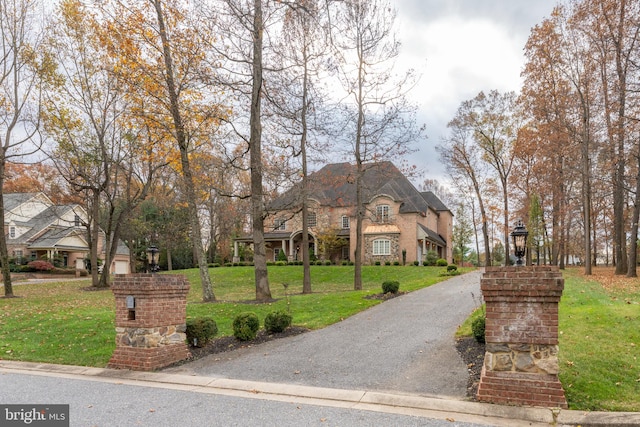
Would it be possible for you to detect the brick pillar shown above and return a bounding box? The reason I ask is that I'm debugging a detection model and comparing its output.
[476,266,568,408]
[108,274,191,371]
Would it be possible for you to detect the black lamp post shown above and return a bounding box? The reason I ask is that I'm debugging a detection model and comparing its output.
[510,220,528,266]
[147,246,159,273]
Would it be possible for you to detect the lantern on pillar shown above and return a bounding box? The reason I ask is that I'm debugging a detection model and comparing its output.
[147,246,159,273]
[510,220,528,266]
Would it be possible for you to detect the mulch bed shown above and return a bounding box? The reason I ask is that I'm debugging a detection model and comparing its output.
[455,337,485,399]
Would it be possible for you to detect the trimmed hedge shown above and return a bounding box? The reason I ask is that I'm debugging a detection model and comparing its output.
[382,280,400,294]
[186,317,218,347]
[264,310,292,334]
[233,312,260,341]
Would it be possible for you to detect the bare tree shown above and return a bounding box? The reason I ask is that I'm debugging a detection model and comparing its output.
[270,0,331,293]
[329,0,423,290]
[437,124,493,266]
[0,0,47,297]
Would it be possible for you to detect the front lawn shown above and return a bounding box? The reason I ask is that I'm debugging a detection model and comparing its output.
[0,264,460,367]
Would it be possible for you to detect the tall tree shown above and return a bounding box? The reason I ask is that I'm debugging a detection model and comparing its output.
[98,0,226,301]
[330,0,423,289]
[453,90,520,264]
[206,0,282,301]
[0,0,48,297]
[273,0,330,293]
[439,109,493,266]
[44,0,164,288]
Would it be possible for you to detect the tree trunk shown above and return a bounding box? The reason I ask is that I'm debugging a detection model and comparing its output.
[250,0,271,301]
[0,160,14,297]
[153,0,215,301]
[627,144,640,277]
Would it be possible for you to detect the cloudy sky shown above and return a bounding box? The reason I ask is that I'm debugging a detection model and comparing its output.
[393,0,559,185]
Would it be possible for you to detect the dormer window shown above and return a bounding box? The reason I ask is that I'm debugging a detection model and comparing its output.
[376,205,390,223]
[74,215,81,227]
[274,218,286,231]
[9,226,16,239]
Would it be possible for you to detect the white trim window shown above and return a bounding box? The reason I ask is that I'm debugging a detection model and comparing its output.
[376,205,390,222]
[9,226,16,239]
[373,239,391,256]
[274,219,286,231]
[341,215,350,229]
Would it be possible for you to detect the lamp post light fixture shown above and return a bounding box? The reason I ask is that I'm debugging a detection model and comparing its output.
[147,246,159,273]
[510,220,528,266]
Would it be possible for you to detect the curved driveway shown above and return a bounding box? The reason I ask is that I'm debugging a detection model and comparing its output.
[166,270,482,399]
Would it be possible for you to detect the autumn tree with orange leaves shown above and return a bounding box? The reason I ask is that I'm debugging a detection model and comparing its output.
[93,0,231,301]
[42,0,168,288]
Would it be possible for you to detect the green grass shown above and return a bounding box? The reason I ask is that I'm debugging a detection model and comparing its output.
[0,264,460,367]
[454,267,640,412]
[5,265,639,411]
[557,269,640,412]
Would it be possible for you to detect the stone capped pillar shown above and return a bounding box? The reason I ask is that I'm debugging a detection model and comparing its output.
[108,274,190,371]
[476,266,568,408]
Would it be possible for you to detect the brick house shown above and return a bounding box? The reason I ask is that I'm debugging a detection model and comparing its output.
[234,162,453,265]
[3,192,130,274]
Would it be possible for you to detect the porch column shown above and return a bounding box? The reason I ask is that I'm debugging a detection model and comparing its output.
[422,239,427,261]
[281,240,287,259]
[233,241,239,263]
[289,237,294,258]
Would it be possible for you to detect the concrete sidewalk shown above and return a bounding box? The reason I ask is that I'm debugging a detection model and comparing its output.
[3,271,639,425]
[1,360,638,426]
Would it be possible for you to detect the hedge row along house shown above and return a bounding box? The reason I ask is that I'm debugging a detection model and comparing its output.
[3,192,130,274]
[234,162,453,265]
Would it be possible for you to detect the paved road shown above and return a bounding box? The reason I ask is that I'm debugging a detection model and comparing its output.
[0,371,504,427]
[166,270,483,398]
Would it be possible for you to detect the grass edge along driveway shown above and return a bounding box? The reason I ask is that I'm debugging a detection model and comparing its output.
[2,265,639,412]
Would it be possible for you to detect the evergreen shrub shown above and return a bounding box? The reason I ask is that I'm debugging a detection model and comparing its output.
[233,312,260,341]
[264,310,292,334]
[382,280,400,294]
[186,317,218,347]
[472,315,486,343]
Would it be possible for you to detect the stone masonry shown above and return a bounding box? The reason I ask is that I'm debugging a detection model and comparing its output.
[108,274,190,371]
[476,266,568,408]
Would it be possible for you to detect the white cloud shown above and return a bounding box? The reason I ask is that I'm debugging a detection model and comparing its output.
[392,1,558,184]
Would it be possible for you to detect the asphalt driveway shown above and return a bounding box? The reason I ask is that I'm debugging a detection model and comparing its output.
[166,270,483,399]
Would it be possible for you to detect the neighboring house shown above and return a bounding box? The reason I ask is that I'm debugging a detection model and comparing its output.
[233,162,453,265]
[3,192,130,274]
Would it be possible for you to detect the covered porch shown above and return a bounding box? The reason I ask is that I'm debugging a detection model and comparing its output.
[417,224,447,263]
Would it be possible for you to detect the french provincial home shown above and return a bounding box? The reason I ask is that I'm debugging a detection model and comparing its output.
[234,162,453,265]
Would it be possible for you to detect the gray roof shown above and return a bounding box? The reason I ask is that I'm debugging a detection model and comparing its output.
[12,205,77,244]
[4,192,40,212]
[418,223,447,246]
[27,227,87,251]
[268,162,448,215]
